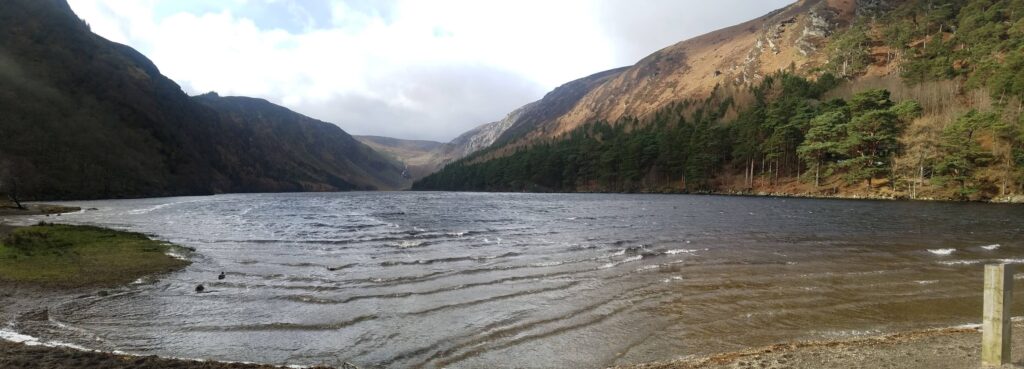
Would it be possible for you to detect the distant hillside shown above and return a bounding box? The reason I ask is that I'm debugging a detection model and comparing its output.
[0,0,405,200]
[361,67,631,181]
[195,95,407,192]
[355,135,444,182]
[417,0,1024,202]
[356,136,445,153]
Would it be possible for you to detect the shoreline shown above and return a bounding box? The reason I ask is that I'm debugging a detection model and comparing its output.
[0,209,340,369]
[0,203,82,217]
[0,340,332,369]
[0,319,1016,369]
[8,188,1024,207]
[694,190,1024,205]
[616,322,1024,369]
[424,189,1024,204]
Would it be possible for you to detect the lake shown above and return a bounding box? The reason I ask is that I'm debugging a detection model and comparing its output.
[7,192,1024,368]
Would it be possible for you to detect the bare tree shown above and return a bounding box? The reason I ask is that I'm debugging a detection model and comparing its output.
[0,157,26,209]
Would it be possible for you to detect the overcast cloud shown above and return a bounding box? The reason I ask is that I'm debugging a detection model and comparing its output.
[68,0,792,142]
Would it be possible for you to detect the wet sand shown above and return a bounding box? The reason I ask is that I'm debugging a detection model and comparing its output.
[618,323,1024,369]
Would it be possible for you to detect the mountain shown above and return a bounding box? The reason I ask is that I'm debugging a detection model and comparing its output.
[354,136,444,182]
[194,95,407,192]
[357,67,630,181]
[478,0,854,147]
[0,0,405,200]
[416,0,1024,202]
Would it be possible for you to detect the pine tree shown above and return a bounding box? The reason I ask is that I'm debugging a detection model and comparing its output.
[798,108,849,187]
[841,90,903,189]
[935,110,997,199]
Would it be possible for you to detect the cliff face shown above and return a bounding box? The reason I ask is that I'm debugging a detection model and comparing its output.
[0,0,405,199]
[441,103,538,161]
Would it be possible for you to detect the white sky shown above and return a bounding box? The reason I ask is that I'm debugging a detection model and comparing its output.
[67,0,793,142]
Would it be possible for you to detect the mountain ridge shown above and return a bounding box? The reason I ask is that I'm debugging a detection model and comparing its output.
[355,67,631,181]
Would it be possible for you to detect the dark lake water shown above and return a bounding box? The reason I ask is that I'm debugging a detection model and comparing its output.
[5,192,1024,368]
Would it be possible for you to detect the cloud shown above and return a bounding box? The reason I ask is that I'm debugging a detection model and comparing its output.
[594,0,794,65]
[67,0,794,142]
[292,64,545,141]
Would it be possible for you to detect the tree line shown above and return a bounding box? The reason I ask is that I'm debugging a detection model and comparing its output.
[414,73,1024,200]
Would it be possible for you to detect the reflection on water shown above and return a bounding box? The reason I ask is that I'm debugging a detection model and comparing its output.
[7,192,1024,368]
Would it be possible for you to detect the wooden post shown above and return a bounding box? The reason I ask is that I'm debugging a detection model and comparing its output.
[983,264,1014,366]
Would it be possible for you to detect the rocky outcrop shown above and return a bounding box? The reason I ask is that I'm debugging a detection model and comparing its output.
[442,103,538,161]
[796,3,842,56]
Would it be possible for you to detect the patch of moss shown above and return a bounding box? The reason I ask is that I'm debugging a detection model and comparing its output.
[0,223,189,287]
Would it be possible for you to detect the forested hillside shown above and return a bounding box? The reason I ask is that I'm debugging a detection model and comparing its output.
[415,0,1024,201]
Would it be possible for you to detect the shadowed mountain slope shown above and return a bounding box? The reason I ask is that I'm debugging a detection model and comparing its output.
[0,0,405,199]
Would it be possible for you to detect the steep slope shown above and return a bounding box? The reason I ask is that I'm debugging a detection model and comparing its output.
[440,105,536,161]
[417,0,1024,201]
[432,0,854,154]
[544,0,856,139]
[364,67,630,181]
[0,0,225,199]
[492,67,630,146]
[0,0,404,199]
[439,67,630,161]
[194,95,407,191]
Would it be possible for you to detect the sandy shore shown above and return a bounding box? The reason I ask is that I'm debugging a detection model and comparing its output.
[617,322,1024,369]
